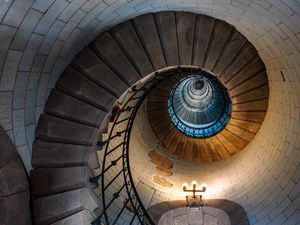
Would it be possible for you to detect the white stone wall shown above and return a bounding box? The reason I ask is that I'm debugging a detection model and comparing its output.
[0,0,299,224]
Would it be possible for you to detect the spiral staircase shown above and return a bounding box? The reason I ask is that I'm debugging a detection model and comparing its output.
[28,11,269,225]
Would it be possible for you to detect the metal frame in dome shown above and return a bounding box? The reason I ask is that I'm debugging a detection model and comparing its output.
[167,73,232,139]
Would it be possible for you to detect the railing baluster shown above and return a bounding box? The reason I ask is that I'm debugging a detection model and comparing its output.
[106,142,124,155]
[97,129,127,149]
[93,68,194,225]
[104,169,124,191]
[90,155,123,184]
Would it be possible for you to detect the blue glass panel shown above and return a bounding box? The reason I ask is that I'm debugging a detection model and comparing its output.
[167,74,231,139]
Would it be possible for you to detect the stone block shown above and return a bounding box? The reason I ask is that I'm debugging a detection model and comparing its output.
[0,191,31,225]
[0,128,16,167]
[50,209,95,225]
[154,11,179,67]
[31,166,95,197]
[13,72,29,110]
[33,188,100,225]
[39,20,65,55]
[58,0,87,22]
[0,158,28,196]
[112,20,153,76]
[32,140,99,169]
[0,25,17,70]
[18,33,44,71]
[133,13,166,70]
[2,0,34,27]
[36,72,51,106]
[56,67,116,111]
[0,50,22,91]
[16,145,33,172]
[0,92,13,131]
[35,0,69,35]
[73,47,128,96]
[45,89,106,127]
[32,0,56,13]
[92,32,141,85]
[0,0,12,22]
[192,15,215,67]
[60,28,82,57]
[36,114,99,146]
[11,9,43,50]
[176,12,196,65]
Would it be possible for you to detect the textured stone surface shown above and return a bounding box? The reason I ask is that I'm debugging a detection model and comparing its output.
[50,209,95,225]
[148,200,248,225]
[0,158,28,196]
[32,140,99,169]
[56,67,116,111]
[72,47,129,96]
[36,115,98,145]
[0,191,31,225]
[0,1,298,225]
[31,166,94,197]
[33,188,100,225]
[0,129,30,225]
[45,89,106,127]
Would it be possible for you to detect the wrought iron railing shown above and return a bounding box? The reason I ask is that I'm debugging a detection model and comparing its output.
[89,67,214,225]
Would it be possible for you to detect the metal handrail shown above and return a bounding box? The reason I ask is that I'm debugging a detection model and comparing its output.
[90,67,219,225]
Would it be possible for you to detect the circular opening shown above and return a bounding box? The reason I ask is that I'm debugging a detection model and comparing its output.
[168,72,231,138]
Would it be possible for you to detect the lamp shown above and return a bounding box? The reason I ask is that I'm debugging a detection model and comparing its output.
[183,182,207,210]
[182,181,206,198]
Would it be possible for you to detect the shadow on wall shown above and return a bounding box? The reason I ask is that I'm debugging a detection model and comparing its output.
[0,126,31,225]
[147,199,249,225]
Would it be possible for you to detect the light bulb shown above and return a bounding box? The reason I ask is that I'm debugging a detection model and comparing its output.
[182,183,188,190]
[201,183,207,190]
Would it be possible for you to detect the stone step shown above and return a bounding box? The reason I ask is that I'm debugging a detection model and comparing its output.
[73,47,129,96]
[33,188,100,225]
[112,20,153,76]
[155,11,179,66]
[212,30,246,75]
[45,89,106,127]
[32,140,99,169]
[133,13,166,70]
[176,12,196,65]
[36,115,98,146]
[31,166,96,198]
[203,20,233,71]
[56,66,116,112]
[192,15,215,67]
[92,32,141,85]
[0,129,17,167]
[0,191,31,225]
[49,210,96,225]
[0,157,28,197]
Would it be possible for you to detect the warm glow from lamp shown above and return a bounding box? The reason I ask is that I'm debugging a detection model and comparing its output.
[182,183,188,190]
[191,181,198,186]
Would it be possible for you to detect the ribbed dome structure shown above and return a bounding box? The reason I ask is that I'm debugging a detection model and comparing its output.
[168,73,231,138]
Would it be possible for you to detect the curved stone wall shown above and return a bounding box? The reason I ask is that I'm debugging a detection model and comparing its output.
[0,1,299,225]
[0,127,31,225]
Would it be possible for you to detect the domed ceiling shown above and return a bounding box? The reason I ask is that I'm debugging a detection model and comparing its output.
[146,14,269,163]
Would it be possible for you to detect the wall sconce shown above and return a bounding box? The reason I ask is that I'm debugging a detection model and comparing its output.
[182,181,206,198]
[182,181,207,211]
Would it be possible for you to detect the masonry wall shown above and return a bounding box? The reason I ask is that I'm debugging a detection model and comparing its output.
[0,1,299,225]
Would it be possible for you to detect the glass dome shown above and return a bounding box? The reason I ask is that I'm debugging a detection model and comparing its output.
[168,73,231,138]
